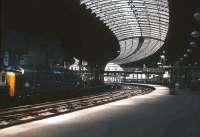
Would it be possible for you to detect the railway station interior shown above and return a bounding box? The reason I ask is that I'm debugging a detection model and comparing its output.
[0,0,200,137]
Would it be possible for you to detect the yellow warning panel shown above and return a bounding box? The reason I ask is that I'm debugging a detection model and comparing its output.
[6,72,16,97]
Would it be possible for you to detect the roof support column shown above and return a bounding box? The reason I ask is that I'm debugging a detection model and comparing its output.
[88,63,105,85]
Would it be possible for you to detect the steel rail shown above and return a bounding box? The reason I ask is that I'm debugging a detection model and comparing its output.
[0,84,153,129]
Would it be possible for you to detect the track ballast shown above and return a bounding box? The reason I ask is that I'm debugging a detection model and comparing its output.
[0,84,153,129]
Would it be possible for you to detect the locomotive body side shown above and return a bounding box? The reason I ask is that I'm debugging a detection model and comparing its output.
[1,66,83,98]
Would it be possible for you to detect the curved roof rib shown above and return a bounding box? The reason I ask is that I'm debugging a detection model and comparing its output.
[80,0,169,64]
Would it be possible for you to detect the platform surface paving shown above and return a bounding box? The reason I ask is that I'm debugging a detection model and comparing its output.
[0,85,200,137]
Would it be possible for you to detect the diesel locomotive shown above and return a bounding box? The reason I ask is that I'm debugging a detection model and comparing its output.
[0,66,83,98]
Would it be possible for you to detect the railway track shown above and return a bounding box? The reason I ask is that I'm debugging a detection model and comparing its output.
[0,84,153,129]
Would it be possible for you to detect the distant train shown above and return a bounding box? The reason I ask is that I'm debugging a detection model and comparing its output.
[0,66,83,98]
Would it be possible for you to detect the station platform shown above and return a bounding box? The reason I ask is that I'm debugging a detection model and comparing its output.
[0,84,200,137]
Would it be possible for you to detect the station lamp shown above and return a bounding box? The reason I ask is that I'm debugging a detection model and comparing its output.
[194,61,198,65]
[163,50,166,54]
[157,62,161,65]
[193,11,200,22]
[184,53,188,58]
[189,41,198,47]
[160,55,165,59]
[191,30,200,39]
[187,49,192,53]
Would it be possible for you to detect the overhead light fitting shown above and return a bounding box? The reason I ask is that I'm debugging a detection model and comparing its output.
[184,54,188,58]
[189,41,198,47]
[191,30,200,39]
[193,11,200,22]
[187,49,192,53]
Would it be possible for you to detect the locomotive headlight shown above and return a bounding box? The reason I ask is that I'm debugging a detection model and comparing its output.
[24,82,30,88]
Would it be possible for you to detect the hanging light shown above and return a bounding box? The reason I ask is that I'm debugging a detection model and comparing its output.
[162,50,165,54]
[184,53,188,58]
[191,30,200,39]
[160,55,165,59]
[187,49,192,53]
[189,41,198,47]
[193,11,200,22]
[157,62,161,65]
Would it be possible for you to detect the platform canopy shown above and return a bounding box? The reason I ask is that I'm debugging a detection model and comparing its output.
[80,0,169,64]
